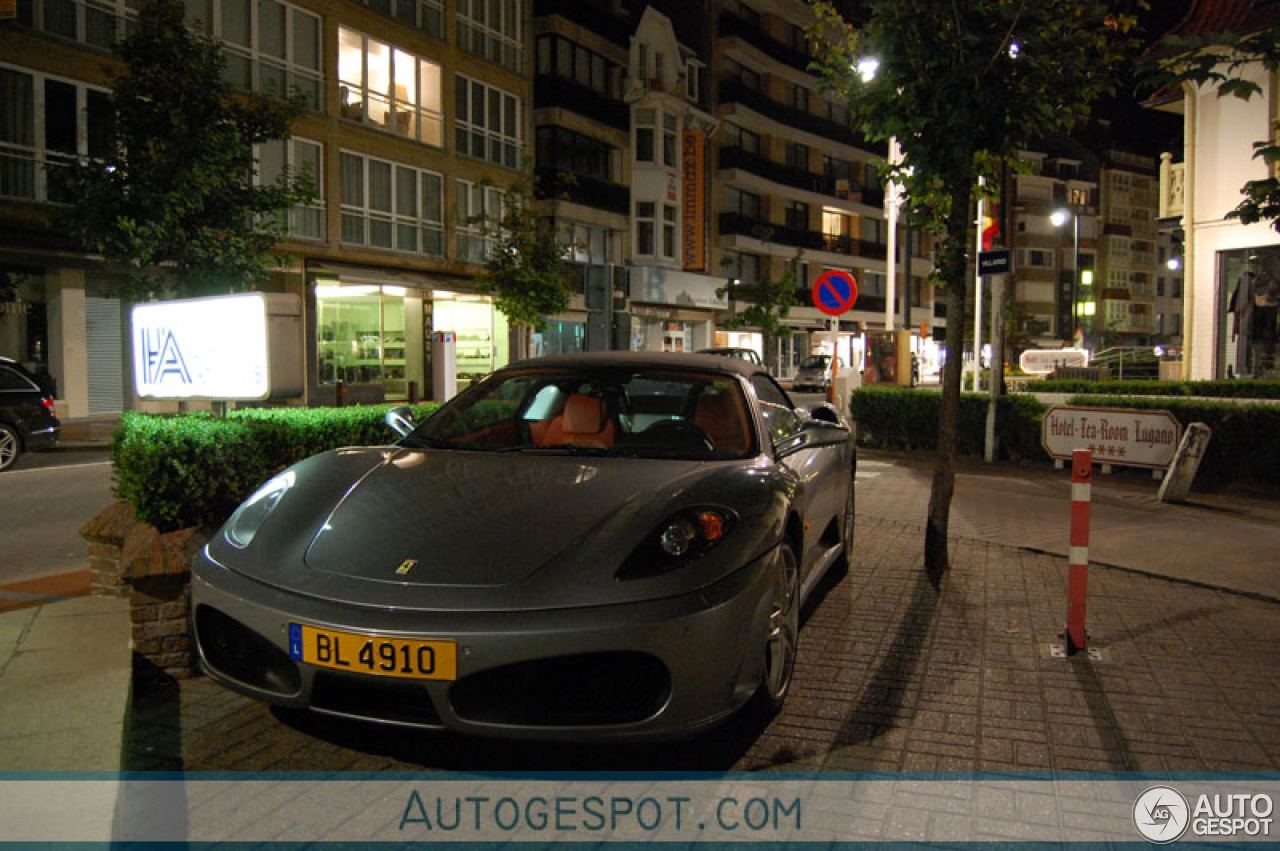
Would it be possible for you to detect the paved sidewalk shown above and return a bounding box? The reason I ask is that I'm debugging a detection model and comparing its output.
[3,448,1278,775]
[0,594,130,770]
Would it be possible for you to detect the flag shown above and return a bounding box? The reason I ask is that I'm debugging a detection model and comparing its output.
[981,204,1000,251]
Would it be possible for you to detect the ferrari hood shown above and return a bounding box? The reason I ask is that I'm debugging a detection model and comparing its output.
[302,449,699,586]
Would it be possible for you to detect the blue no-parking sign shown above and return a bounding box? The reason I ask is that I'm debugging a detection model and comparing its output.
[812,270,858,316]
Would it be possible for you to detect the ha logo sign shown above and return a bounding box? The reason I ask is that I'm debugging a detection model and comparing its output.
[132,293,303,400]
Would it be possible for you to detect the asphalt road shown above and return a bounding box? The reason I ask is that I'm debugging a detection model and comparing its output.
[0,448,114,584]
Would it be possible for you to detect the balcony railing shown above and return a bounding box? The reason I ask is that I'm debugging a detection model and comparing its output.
[718,79,877,151]
[535,168,630,217]
[718,146,827,194]
[718,12,812,73]
[532,0,630,45]
[719,212,888,261]
[534,77,629,131]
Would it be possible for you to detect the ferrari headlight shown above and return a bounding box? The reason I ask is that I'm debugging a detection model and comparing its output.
[225,471,295,549]
[618,507,736,580]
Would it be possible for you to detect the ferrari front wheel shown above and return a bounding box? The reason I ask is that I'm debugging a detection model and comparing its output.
[759,541,799,711]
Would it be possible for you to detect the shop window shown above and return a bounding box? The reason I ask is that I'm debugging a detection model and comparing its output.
[339,27,443,146]
[316,284,418,399]
[433,295,509,384]
[534,320,586,357]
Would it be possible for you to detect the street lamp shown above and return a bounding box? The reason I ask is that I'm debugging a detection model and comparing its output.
[1052,208,1081,347]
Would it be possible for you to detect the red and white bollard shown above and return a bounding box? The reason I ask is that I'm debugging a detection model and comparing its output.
[1065,448,1092,655]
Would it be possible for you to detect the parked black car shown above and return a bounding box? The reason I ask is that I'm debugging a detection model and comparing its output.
[0,357,60,471]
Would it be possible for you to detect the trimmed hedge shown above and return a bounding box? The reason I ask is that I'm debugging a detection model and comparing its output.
[1032,379,1280,399]
[112,403,440,533]
[850,386,1280,491]
[849,386,1046,461]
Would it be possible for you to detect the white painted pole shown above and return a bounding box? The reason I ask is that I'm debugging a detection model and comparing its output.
[973,179,985,392]
[885,136,901,335]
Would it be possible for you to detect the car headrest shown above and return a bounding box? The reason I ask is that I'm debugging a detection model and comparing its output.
[562,393,607,434]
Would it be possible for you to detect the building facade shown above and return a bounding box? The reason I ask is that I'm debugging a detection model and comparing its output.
[1154,0,1280,380]
[1006,150,1099,352]
[2,0,533,417]
[708,0,937,379]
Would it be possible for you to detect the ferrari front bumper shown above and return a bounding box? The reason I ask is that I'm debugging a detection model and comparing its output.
[191,547,778,741]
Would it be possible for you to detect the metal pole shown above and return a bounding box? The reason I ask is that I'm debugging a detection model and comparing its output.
[1071,213,1079,347]
[885,137,901,336]
[984,274,1004,463]
[973,184,985,392]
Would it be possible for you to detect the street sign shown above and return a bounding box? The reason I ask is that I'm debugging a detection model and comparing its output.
[1041,405,1182,470]
[812,270,858,316]
[978,249,1011,276]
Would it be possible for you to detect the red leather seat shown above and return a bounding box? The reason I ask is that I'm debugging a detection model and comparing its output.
[694,390,750,455]
[537,393,616,449]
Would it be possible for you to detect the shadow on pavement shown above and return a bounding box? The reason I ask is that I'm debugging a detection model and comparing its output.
[835,567,940,747]
[123,656,185,771]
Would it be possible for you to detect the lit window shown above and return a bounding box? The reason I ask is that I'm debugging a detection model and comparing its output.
[339,27,444,146]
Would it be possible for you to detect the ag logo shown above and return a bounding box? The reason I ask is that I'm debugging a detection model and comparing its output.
[1134,786,1190,843]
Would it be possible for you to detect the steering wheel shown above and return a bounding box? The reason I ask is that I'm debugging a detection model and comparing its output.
[643,419,714,452]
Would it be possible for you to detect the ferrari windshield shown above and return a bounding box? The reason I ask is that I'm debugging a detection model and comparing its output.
[406,367,758,460]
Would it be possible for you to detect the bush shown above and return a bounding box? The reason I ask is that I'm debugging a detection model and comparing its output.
[849,386,1046,460]
[112,403,439,532]
[1032,379,1280,399]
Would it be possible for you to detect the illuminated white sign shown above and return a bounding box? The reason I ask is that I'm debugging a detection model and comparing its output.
[132,293,302,400]
[1041,405,1182,470]
[1020,347,1089,375]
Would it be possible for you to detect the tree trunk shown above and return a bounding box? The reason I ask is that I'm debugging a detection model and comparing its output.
[924,182,974,586]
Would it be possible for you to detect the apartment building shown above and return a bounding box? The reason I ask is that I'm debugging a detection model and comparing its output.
[709,0,937,378]
[1096,149,1160,347]
[1,0,531,416]
[1007,150,1099,350]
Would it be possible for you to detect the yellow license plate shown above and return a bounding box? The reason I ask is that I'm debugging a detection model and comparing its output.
[288,624,457,680]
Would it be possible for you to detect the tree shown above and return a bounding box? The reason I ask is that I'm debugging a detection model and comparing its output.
[61,0,314,302]
[473,176,574,329]
[808,0,1140,582]
[1147,21,1280,231]
[716,243,803,368]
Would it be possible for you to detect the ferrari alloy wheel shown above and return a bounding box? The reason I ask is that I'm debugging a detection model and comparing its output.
[0,424,19,472]
[761,542,799,710]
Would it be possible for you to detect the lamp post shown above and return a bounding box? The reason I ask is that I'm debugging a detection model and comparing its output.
[1051,208,1080,347]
